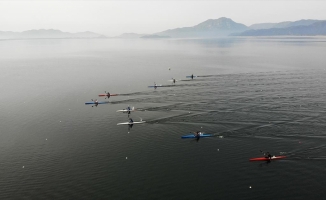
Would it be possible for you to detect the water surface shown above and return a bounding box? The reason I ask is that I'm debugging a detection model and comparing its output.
[0,37,326,199]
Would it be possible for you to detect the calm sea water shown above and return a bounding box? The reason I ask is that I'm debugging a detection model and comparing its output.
[1,37,326,199]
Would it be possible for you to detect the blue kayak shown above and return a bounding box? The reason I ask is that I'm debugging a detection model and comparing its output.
[85,101,109,105]
[186,75,198,78]
[181,134,213,139]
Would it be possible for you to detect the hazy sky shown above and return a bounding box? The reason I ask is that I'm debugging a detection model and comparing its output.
[1,0,325,36]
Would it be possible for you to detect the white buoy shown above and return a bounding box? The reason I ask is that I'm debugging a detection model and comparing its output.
[46,139,47,140]
[60,121,62,122]
[22,166,24,168]
[217,149,219,151]
[126,157,128,159]
[249,186,252,189]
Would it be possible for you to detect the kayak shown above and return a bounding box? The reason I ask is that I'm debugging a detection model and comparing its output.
[98,94,118,97]
[117,107,135,113]
[116,109,135,113]
[186,75,198,78]
[148,85,163,88]
[249,156,286,161]
[85,101,109,105]
[117,121,146,125]
[181,133,213,139]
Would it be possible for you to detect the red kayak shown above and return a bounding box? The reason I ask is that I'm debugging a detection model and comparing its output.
[249,156,286,161]
[98,94,118,97]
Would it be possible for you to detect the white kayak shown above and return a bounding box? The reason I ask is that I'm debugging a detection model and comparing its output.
[116,107,135,113]
[117,121,146,125]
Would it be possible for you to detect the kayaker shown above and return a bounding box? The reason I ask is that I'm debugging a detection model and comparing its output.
[191,74,194,79]
[91,99,99,107]
[265,152,272,159]
[194,131,200,137]
[154,82,157,89]
[106,91,110,99]
[173,78,176,84]
[127,106,131,115]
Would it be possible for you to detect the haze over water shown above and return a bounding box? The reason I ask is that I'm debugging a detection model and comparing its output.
[1,37,326,199]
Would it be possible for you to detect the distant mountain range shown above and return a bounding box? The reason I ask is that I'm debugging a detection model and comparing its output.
[0,29,106,39]
[1,17,326,40]
[234,21,326,36]
[118,17,326,38]
[154,17,248,38]
[249,19,320,30]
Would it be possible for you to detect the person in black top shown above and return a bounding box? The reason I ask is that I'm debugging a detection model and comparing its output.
[265,152,272,160]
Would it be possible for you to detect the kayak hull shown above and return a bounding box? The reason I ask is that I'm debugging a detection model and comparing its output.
[181,134,213,139]
[85,101,109,105]
[116,109,135,113]
[98,94,118,97]
[117,121,146,125]
[148,85,163,88]
[249,156,286,161]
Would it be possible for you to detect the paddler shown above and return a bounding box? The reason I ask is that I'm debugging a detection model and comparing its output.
[127,105,131,115]
[194,131,200,137]
[191,74,194,80]
[265,152,272,160]
[173,78,176,84]
[91,99,99,107]
[106,91,111,99]
[154,82,157,89]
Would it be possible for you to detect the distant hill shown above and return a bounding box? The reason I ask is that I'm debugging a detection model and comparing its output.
[0,29,106,39]
[249,19,321,30]
[235,21,326,36]
[155,17,248,38]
